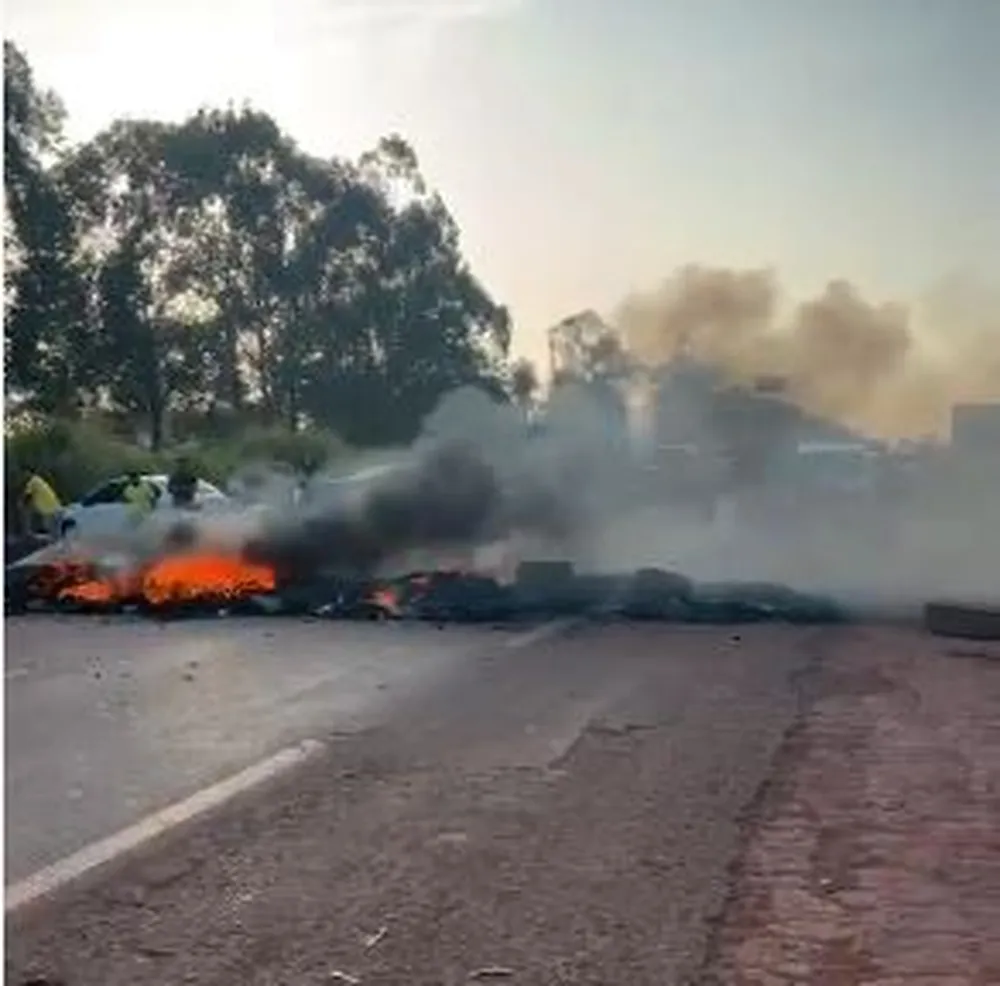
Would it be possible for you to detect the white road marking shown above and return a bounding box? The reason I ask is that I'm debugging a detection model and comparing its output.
[504,618,578,650]
[5,667,30,680]
[5,738,325,915]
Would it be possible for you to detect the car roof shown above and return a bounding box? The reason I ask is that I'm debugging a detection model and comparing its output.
[92,474,222,490]
[316,462,404,487]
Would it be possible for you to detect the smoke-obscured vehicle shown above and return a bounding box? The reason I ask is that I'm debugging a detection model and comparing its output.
[297,461,409,512]
[56,473,231,540]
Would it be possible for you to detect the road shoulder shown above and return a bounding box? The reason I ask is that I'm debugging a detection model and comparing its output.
[700,627,1000,985]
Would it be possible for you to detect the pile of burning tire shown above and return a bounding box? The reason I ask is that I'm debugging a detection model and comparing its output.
[5,548,848,627]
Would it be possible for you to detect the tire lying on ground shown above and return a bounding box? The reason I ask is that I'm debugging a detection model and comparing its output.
[620,567,694,619]
[924,601,1000,641]
[513,560,581,616]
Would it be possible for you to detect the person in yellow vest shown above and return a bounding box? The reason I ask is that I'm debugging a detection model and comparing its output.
[122,470,157,527]
[21,470,62,538]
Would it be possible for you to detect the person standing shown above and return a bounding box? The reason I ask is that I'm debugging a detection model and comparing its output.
[122,470,157,527]
[21,469,62,538]
[167,456,198,509]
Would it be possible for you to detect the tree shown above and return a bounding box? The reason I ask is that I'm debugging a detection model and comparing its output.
[510,358,539,415]
[297,137,510,444]
[4,41,93,415]
[58,119,204,445]
[4,46,514,447]
[160,106,323,423]
[549,310,633,387]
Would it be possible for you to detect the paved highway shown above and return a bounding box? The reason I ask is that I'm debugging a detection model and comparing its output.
[5,615,515,883]
[6,617,831,986]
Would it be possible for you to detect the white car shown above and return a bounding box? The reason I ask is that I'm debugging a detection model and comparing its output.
[297,461,407,511]
[56,473,231,541]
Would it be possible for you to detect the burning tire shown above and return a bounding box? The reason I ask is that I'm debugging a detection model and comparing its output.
[924,601,1000,641]
[513,560,580,616]
[620,568,694,620]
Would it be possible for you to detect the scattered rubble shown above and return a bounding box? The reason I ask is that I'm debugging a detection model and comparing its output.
[924,601,1000,640]
[328,970,361,985]
[5,549,849,627]
[361,926,387,950]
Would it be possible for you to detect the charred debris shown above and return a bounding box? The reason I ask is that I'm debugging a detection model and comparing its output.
[6,556,846,626]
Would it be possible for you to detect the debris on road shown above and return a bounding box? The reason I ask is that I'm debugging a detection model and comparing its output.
[468,966,515,980]
[947,646,1000,662]
[924,600,1000,640]
[362,926,387,950]
[6,549,850,629]
[328,970,361,985]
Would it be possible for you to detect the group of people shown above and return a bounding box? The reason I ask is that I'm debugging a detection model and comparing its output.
[18,457,201,539]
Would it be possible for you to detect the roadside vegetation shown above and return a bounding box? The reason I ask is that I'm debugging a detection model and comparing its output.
[3,40,542,526]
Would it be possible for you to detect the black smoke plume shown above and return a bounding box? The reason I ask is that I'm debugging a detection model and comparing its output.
[242,441,572,580]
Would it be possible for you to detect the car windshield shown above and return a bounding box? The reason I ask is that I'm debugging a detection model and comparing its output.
[79,478,128,506]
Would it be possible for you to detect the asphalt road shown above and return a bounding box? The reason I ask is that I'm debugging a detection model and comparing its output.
[6,618,834,986]
[5,615,517,883]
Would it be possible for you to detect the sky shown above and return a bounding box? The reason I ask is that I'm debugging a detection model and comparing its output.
[6,0,999,371]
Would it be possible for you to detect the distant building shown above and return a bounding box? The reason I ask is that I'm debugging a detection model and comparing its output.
[650,357,879,489]
[652,358,866,452]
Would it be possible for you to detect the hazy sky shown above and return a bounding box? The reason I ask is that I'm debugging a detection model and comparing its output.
[7,0,999,369]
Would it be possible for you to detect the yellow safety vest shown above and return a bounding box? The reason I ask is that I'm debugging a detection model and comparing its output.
[123,481,156,516]
[24,474,61,517]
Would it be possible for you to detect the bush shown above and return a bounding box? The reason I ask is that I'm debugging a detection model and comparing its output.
[200,425,349,479]
[6,418,161,502]
[4,417,351,531]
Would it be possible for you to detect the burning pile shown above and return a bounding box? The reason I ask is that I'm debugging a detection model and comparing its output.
[6,547,846,626]
[8,549,278,614]
[3,433,849,624]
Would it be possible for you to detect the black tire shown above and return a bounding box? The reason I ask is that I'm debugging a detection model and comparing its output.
[924,602,1000,641]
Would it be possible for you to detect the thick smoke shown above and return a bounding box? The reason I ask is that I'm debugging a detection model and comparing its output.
[244,443,511,578]
[195,265,1000,610]
[616,264,1000,437]
[242,385,629,579]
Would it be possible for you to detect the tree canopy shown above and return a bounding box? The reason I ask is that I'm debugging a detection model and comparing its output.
[3,42,517,447]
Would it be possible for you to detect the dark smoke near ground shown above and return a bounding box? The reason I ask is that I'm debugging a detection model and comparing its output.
[41,264,992,615]
[242,428,582,580]
[244,444,511,578]
[235,255,1000,606]
[240,383,639,580]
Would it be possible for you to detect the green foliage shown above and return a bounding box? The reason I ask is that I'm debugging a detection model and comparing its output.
[3,418,349,529]
[198,426,348,479]
[4,42,94,414]
[3,41,529,535]
[5,418,160,507]
[4,41,517,448]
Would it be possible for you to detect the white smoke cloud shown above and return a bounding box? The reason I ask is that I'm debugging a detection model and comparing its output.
[320,0,525,30]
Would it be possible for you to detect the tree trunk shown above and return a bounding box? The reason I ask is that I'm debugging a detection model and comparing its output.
[149,391,165,450]
[223,320,242,411]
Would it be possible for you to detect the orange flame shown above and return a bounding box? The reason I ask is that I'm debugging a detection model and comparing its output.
[60,576,131,605]
[369,585,402,617]
[32,557,97,596]
[49,552,276,607]
[141,554,276,605]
